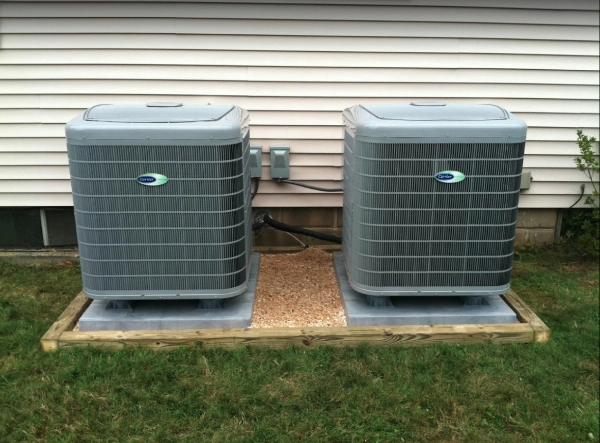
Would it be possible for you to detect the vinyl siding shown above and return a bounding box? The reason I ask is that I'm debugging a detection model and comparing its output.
[0,0,598,208]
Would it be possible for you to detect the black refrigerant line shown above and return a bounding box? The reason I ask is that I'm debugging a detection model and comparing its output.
[276,178,343,193]
[251,209,342,244]
[261,214,343,244]
[250,177,343,243]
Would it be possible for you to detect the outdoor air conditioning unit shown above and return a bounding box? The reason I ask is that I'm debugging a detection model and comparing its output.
[66,103,252,300]
[342,103,527,296]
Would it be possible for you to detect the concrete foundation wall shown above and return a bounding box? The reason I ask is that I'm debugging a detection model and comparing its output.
[514,209,559,247]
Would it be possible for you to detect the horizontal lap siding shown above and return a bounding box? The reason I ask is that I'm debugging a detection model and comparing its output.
[0,1,598,208]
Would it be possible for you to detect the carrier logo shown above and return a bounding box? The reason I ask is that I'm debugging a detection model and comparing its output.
[435,171,465,183]
[136,173,168,186]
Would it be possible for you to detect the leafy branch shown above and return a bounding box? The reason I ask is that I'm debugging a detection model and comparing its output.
[566,130,599,257]
[574,130,599,208]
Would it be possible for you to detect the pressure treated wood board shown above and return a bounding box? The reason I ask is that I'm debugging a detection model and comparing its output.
[40,289,549,351]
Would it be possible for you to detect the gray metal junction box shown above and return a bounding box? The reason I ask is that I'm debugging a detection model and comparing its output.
[342,103,527,296]
[66,103,252,300]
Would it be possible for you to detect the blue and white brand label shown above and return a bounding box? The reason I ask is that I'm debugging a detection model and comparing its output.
[435,171,465,183]
[136,173,168,186]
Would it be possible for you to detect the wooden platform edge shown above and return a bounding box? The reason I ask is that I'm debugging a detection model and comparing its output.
[40,292,91,352]
[57,323,534,350]
[41,289,549,351]
[501,289,551,343]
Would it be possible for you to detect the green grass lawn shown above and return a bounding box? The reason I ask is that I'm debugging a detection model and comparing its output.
[0,248,598,443]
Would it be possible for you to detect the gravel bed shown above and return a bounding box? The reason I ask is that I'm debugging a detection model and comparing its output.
[251,248,347,328]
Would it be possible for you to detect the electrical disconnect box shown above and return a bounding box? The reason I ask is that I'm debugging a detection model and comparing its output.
[249,146,263,178]
[270,146,290,179]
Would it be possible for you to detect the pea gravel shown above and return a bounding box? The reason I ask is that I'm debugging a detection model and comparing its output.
[251,248,347,328]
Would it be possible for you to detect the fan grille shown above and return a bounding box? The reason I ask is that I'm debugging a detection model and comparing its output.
[68,135,252,297]
[342,139,525,293]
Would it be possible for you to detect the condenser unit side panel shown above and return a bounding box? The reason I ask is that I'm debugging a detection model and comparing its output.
[69,141,249,300]
[342,128,357,281]
[241,130,253,284]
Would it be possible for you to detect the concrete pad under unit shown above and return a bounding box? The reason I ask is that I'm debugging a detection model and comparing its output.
[333,252,517,326]
[78,253,260,331]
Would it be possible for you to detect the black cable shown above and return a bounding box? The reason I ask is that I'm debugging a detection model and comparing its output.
[569,184,585,208]
[251,178,260,200]
[276,178,343,193]
[262,214,342,244]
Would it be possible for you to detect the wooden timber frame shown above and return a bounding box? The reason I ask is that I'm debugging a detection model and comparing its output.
[41,289,550,351]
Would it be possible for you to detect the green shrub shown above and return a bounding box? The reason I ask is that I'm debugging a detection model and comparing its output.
[574,130,599,208]
[563,208,599,256]
[564,131,599,257]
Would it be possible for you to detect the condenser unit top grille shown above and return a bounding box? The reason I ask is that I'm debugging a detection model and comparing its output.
[344,103,526,143]
[67,103,249,143]
[84,103,234,123]
[362,103,508,121]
